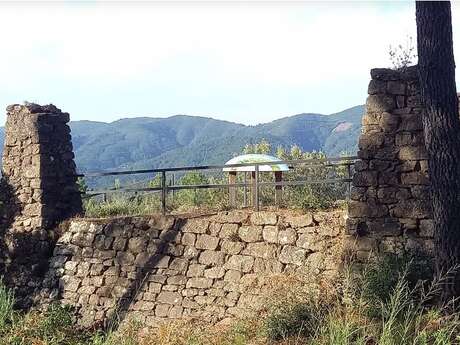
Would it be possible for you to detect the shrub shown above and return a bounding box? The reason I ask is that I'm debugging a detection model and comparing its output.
[265,301,325,341]
[172,172,229,211]
[359,252,434,317]
[276,146,349,210]
[77,177,88,194]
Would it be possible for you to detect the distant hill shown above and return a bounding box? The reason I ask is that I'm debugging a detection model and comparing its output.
[0,105,364,173]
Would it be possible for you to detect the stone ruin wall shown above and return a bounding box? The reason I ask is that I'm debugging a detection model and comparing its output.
[42,210,345,326]
[0,73,446,325]
[0,104,82,307]
[346,66,434,260]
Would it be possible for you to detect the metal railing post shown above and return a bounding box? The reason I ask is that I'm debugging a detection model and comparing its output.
[171,174,175,203]
[254,164,259,212]
[161,171,167,215]
[80,156,357,211]
[243,172,247,208]
[347,163,352,201]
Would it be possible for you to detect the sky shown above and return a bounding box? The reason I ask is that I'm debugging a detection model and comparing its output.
[0,1,457,125]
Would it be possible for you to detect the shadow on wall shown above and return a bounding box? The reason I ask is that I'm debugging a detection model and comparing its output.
[50,214,190,332]
[103,219,184,331]
[0,178,56,310]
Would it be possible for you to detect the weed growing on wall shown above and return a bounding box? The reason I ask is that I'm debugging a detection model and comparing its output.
[389,35,417,71]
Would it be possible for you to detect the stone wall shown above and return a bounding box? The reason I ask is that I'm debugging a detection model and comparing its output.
[0,103,82,307]
[42,210,345,326]
[346,67,434,260]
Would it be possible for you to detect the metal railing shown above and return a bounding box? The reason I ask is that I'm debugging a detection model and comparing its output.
[78,156,357,214]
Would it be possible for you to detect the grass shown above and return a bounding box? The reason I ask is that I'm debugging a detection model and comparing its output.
[82,187,346,218]
[83,194,162,218]
[0,253,459,344]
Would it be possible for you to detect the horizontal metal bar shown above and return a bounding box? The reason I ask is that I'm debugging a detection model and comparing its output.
[83,178,352,196]
[86,187,163,194]
[168,182,248,190]
[78,156,357,178]
[258,178,352,186]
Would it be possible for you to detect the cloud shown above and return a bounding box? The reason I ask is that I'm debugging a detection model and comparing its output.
[2,1,459,125]
[0,2,415,83]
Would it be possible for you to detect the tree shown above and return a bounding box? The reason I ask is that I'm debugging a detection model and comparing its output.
[416,1,460,300]
[243,138,271,154]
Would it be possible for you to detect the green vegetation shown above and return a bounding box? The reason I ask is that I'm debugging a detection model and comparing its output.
[0,300,95,345]
[82,141,350,218]
[84,194,162,218]
[0,253,457,344]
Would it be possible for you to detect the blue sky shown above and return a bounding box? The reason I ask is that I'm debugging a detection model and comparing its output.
[0,1,454,125]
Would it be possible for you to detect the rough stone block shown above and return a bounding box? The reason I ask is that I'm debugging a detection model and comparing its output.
[115,252,135,266]
[224,270,242,282]
[199,251,226,266]
[183,246,199,260]
[224,255,254,273]
[204,267,225,279]
[262,225,279,243]
[391,199,432,219]
[149,282,162,293]
[379,112,400,132]
[250,212,278,226]
[155,304,171,317]
[285,214,313,228]
[279,246,306,265]
[368,220,402,236]
[368,79,386,94]
[157,291,182,305]
[71,232,95,247]
[353,171,378,187]
[214,211,249,224]
[386,81,406,95]
[296,233,325,252]
[220,240,244,255]
[183,219,209,234]
[128,237,147,253]
[366,94,395,113]
[348,200,388,218]
[186,278,213,289]
[219,223,239,239]
[196,234,219,250]
[181,233,196,246]
[112,238,127,251]
[370,68,404,81]
[238,226,263,242]
[169,258,188,272]
[401,172,429,185]
[399,146,428,160]
[278,228,297,245]
[242,243,276,259]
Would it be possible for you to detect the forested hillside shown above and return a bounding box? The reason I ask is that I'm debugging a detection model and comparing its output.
[0,105,364,172]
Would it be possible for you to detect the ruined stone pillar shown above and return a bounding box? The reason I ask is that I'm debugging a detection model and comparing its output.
[0,104,82,306]
[346,67,434,260]
[2,103,82,231]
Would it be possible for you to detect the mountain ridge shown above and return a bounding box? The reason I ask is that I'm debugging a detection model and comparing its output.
[0,105,364,172]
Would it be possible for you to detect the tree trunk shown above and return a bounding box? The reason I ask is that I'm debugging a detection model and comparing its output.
[416,1,460,300]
